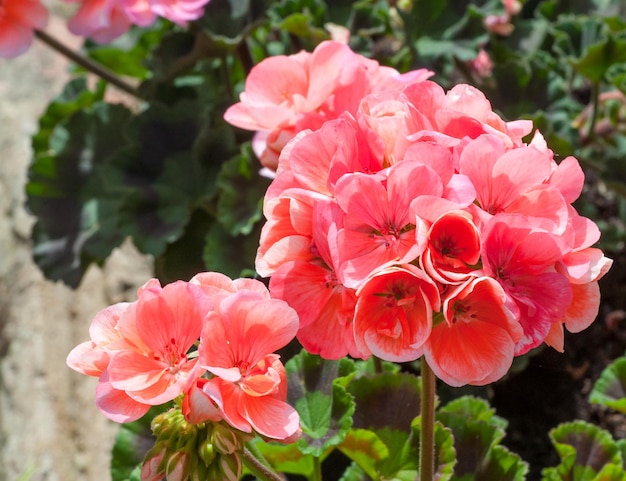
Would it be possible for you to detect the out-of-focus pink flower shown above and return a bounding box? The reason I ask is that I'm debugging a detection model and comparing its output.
[150,0,211,25]
[64,0,211,43]
[64,0,137,43]
[484,13,514,36]
[198,290,300,440]
[469,48,494,79]
[0,0,48,58]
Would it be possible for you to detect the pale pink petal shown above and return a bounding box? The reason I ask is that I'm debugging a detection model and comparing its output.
[549,156,585,203]
[243,393,300,440]
[563,282,601,333]
[95,370,150,423]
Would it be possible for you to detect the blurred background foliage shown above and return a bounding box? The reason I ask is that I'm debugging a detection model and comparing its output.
[25,0,626,288]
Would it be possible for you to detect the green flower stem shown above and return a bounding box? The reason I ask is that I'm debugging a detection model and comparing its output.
[312,455,323,481]
[242,447,286,481]
[34,29,141,99]
[420,357,436,481]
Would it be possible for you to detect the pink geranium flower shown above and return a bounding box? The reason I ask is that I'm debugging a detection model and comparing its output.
[65,0,137,43]
[480,214,573,355]
[198,290,300,440]
[335,161,442,288]
[353,264,440,362]
[68,278,213,422]
[425,277,522,386]
[270,199,363,359]
[65,0,210,43]
[224,40,432,169]
[0,0,48,58]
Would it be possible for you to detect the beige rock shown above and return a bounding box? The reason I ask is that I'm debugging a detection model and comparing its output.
[0,10,153,481]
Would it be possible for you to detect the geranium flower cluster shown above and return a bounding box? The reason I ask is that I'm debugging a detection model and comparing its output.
[64,0,213,44]
[0,0,212,58]
[226,42,613,387]
[67,272,300,476]
[224,40,433,171]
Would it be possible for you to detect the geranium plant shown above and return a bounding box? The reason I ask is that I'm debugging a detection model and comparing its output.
[5,0,626,479]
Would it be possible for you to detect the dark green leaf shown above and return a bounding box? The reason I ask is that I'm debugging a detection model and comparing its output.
[285,351,356,457]
[590,357,626,414]
[348,372,421,433]
[216,143,270,236]
[541,421,622,480]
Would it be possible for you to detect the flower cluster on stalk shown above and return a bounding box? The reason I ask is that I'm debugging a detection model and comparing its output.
[225,40,613,387]
[67,273,300,479]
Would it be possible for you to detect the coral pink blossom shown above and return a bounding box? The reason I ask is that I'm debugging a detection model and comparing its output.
[353,265,440,362]
[270,200,362,359]
[68,278,213,422]
[421,210,481,284]
[198,290,300,440]
[0,0,48,58]
[224,40,432,169]
[336,162,443,288]
[425,277,522,386]
[66,302,151,422]
[106,280,211,406]
[480,214,573,355]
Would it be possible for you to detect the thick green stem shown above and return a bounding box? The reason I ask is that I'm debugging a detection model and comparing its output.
[420,357,436,481]
[34,29,141,99]
[311,456,323,481]
[242,447,286,481]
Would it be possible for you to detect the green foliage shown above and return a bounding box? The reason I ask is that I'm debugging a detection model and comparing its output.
[111,407,164,481]
[437,396,528,481]
[286,351,356,457]
[542,421,626,481]
[590,357,626,414]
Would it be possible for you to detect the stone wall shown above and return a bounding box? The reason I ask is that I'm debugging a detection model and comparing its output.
[0,9,153,481]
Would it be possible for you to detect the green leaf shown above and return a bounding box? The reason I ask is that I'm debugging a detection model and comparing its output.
[26,102,133,286]
[202,220,261,279]
[593,463,626,481]
[590,357,626,414]
[32,77,105,154]
[404,418,455,481]
[573,35,626,82]
[339,428,389,479]
[436,396,527,481]
[285,351,356,457]
[347,372,421,433]
[541,421,623,481]
[339,462,372,481]
[250,438,315,477]
[216,143,270,236]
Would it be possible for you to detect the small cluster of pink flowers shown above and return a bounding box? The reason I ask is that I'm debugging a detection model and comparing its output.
[66,272,300,442]
[0,0,211,58]
[63,0,212,44]
[226,40,613,387]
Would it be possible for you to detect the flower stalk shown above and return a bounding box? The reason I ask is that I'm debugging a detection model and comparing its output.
[420,356,436,481]
[34,29,141,99]
[242,447,286,481]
